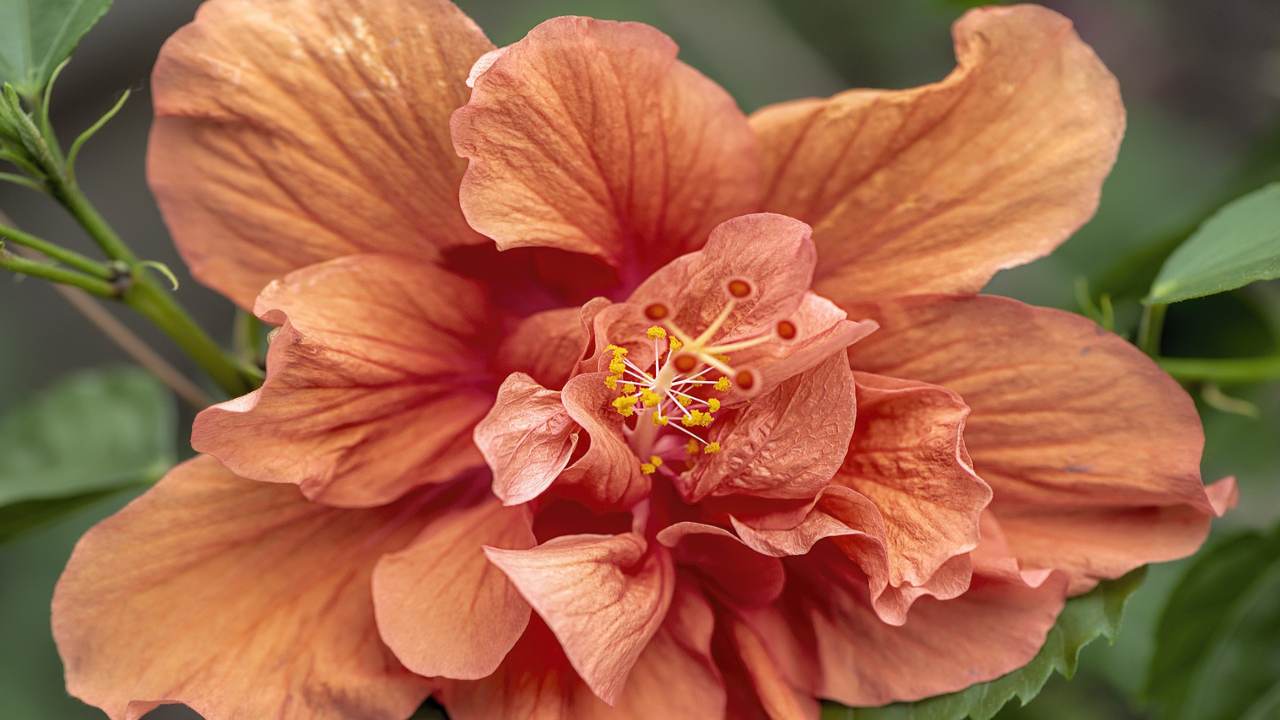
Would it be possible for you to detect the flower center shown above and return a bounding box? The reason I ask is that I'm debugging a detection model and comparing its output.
[603,278,794,475]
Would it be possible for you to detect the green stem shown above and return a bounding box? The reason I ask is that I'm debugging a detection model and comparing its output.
[49,180,252,398]
[123,278,251,397]
[1159,356,1280,384]
[50,180,136,262]
[0,249,116,297]
[0,224,112,279]
[1138,303,1167,357]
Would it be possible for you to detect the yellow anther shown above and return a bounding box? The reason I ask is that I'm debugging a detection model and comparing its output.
[612,395,638,417]
[682,410,704,427]
[676,395,692,407]
[649,455,663,467]
[714,354,730,363]
[699,412,715,427]
[704,441,722,454]
[609,359,626,375]
[646,325,668,340]
[707,398,721,412]
[621,382,637,395]
[668,336,683,351]
[604,374,620,390]
[640,462,657,475]
[714,377,731,392]
[640,389,661,408]
[606,344,628,357]
[652,412,669,427]
[686,439,700,455]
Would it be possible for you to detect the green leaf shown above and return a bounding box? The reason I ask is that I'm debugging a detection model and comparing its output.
[0,489,139,718]
[1147,183,1280,304]
[0,366,175,542]
[822,569,1147,720]
[0,0,112,98]
[1145,526,1280,720]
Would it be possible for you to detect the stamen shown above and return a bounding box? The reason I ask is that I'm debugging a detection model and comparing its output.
[704,333,774,355]
[693,298,737,347]
[638,454,664,475]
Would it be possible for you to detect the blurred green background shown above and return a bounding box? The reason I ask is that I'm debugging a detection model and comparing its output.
[1,1,1277,718]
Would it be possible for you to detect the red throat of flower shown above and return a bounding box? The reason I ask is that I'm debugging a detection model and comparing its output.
[605,278,794,475]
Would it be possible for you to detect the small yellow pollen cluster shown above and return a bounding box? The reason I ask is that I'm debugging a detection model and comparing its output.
[604,344,629,391]
[681,409,715,428]
[640,455,663,475]
[714,377,731,392]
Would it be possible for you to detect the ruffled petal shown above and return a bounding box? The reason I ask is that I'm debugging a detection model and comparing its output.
[847,294,1226,591]
[680,352,855,503]
[656,522,786,607]
[453,17,761,277]
[372,491,534,680]
[150,0,493,307]
[557,372,650,509]
[485,533,675,704]
[192,255,496,508]
[751,5,1123,302]
[444,578,723,719]
[777,554,1069,706]
[839,371,992,587]
[732,486,972,625]
[495,306,594,389]
[474,373,580,506]
[52,456,433,720]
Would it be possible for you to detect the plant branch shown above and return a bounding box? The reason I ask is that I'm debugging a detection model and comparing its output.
[0,247,116,296]
[0,223,112,278]
[1159,356,1280,384]
[1138,302,1167,357]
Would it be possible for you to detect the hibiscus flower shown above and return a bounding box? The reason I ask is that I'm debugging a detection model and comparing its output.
[52,1,1234,719]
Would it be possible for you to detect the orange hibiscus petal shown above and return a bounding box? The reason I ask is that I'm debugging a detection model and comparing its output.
[557,372,651,509]
[839,371,992,587]
[626,213,816,346]
[656,522,786,607]
[848,294,1224,591]
[484,533,675,704]
[52,456,433,720]
[150,0,493,307]
[453,17,761,275]
[717,614,820,720]
[732,486,972,626]
[783,557,1069,706]
[444,578,723,719]
[192,255,496,508]
[475,373,580,506]
[496,306,594,389]
[728,292,878,401]
[752,5,1123,302]
[680,352,856,502]
[372,491,534,680]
